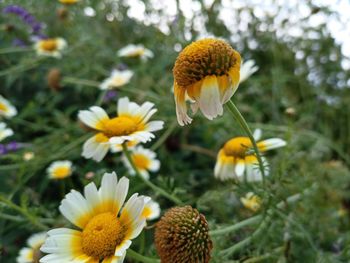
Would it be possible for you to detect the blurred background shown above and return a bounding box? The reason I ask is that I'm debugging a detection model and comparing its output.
[1,0,350,262]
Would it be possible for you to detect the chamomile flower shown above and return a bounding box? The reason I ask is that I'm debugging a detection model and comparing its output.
[110,140,138,153]
[47,160,73,180]
[140,196,160,221]
[40,172,146,263]
[0,122,14,142]
[214,129,286,181]
[173,38,241,125]
[100,69,134,90]
[78,97,164,162]
[239,60,258,83]
[34,38,67,58]
[240,192,261,212]
[0,95,17,118]
[17,232,46,263]
[122,146,160,179]
[59,0,80,4]
[117,44,154,61]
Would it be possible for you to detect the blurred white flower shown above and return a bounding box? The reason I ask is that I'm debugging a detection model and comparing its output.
[0,95,17,118]
[239,59,259,83]
[0,122,13,142]
[47,160,73,180]
[99,69,134,90]
[23,152,35,161]
[214,129,286,181]
[140,196,161,221]
[117,44,154,61]
[34,38,67,58]
[16,232,47,263]
[122,146,160,180]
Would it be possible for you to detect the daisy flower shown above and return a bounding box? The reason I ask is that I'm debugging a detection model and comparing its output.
[59,0,80,4]
[110,140,138,153]
[173,38,241,125]
[0,122,14,142]
[240,192,261,212]
[100,69,134,90]
[34,38,67,58]
[239,60,259,83]
[78,97,164,162]
[117,44,154,61]
[0,95,17,118]
[214,129,286,181]
[122,146,160,179]
[47,160,73,180]
[17,232,46,263]
[40,172,146,262]
[140,196,161,221]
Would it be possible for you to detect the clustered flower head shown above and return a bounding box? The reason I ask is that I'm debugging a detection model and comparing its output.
[46,160,73,180]
[215,129,286,181]
[78,97,164,162]
[155,206,213,263]
[240,192,262,212]
[0,95,17,118]
[34,38,67,58]
[17,232,46,263]
[122,145,160,179]
[117,44,154,61]
[99,69,134,90]
[40,172,146,262]
[173,38,241,125]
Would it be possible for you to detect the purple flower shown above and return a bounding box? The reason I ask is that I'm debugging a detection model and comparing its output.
[103,90,118,102]
[12,38,27,47]
[3,5,44,35]
[0,141,25,155]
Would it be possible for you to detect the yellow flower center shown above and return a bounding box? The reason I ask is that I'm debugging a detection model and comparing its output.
[59,0,79,4]
[0,103,7,111]
[103,116,138,137]
[128,48,145,57]
[223,137,252,158]
[39,39,58,51]
[112,76,127,86]
[173,38,241,87]
[82,212,126,260]
[141,206,152,219]
[132,154,150,170]
[241,194,261,212]
[95,133,109,143]
[53,166,71,179]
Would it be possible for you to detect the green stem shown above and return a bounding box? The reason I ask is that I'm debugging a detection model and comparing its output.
[122,144,183,205]
[243,246,284,263]
[210,215,260,236]
[127,249,160,263]
[151,120,177,151]
[0,196,48,230]
[226,100,266,183]
[0,47,32,54]
[62,77,100,87]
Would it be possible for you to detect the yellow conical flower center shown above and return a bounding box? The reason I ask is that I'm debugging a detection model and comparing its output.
[223,137,252,158]
[52,166,71,179]
[0,103,7,111]
[39,39,58,51]
[82,212,126,260]
[132,154,150,170]
[103,116,138,137]
[173,38,241,87]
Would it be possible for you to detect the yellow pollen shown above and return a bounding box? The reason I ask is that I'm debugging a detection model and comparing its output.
[132,154,150,170]
[0,103,7,111]
[82,212,126,260]
[103,116,138,137]
[223,137,252,158]
[128,48,146,57]
[52,166,71,179]
[39,39,58,51]
[173,38,241,87]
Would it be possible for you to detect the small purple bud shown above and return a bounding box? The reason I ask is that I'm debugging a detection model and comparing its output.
[103,90,118,102]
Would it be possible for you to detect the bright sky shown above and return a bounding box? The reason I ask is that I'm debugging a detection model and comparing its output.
[120,0,350,69]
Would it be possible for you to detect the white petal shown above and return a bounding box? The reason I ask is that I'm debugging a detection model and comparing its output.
[198,76,223,120]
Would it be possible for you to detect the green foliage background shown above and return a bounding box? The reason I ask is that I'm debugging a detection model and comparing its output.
[1,0,350,262]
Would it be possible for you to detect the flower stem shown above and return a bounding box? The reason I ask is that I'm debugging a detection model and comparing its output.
[122,144,183,205]
[127,249,160,263]
[226,100,266,183]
